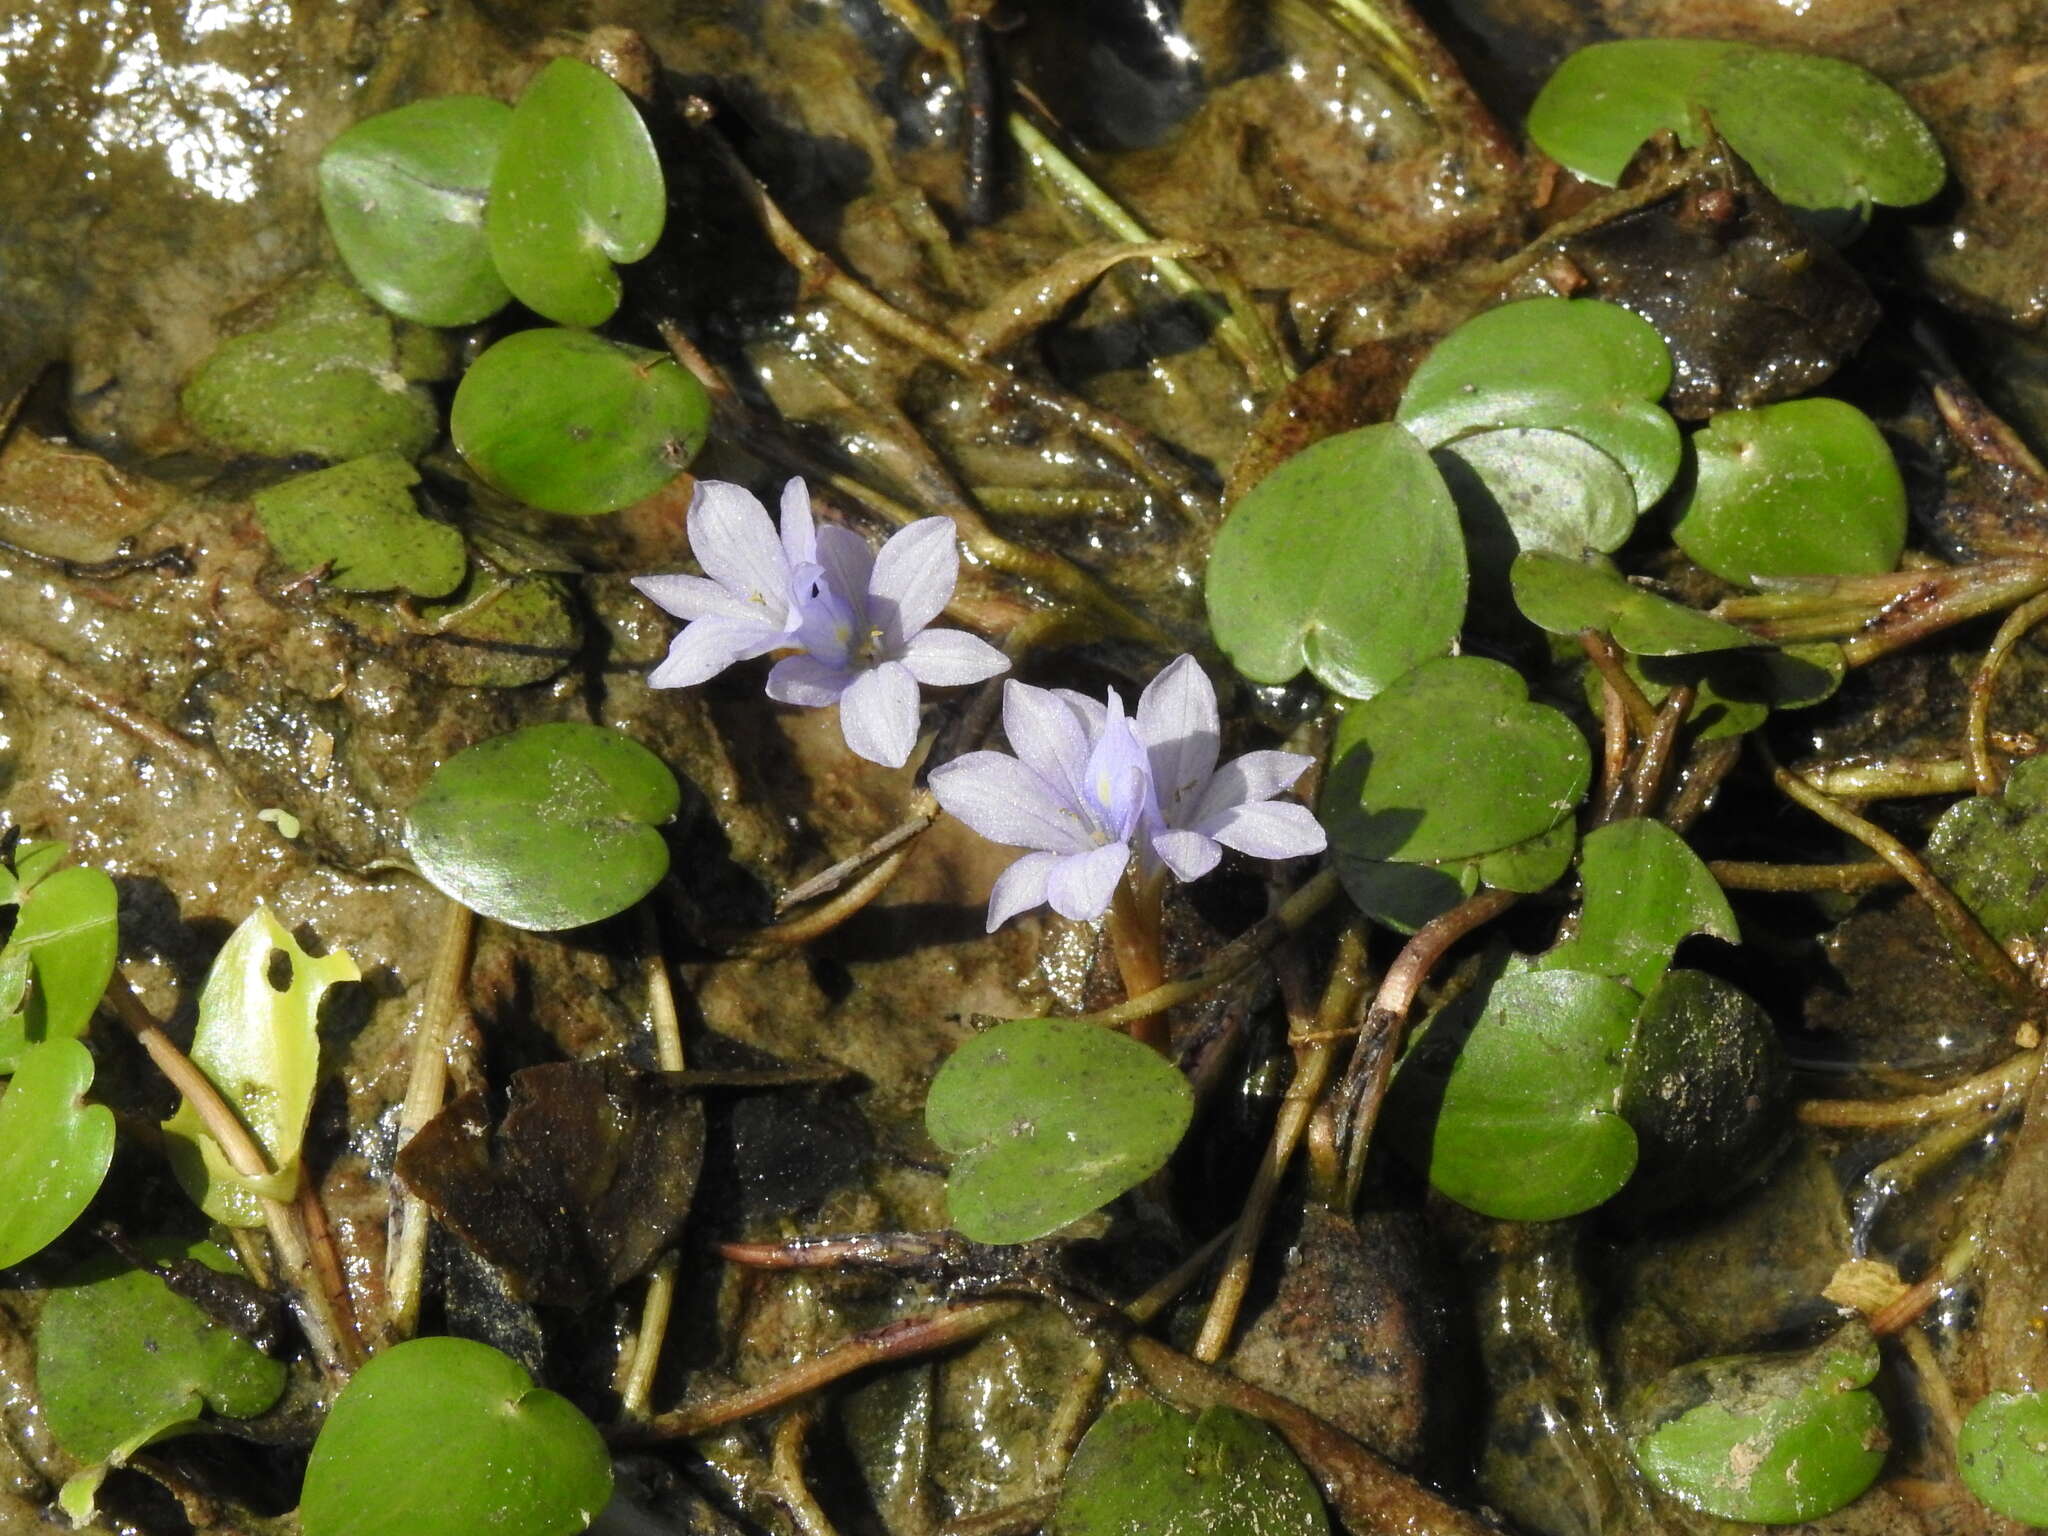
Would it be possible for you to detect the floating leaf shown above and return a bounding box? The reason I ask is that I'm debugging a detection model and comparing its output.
[927,1017,1192,1245]
[1323,656,1589,865]
[252,453,467,596]
[486,57,665,327]
[162,907,358,1227]
[1925,757,2048,944]
[0,1038,115,1268]
[1437,426,1638,565]
[1206,422,1466,700]
[300,1336,612,1536]
[318,95,514,326]
[0,864,119,1073]
[1530,40,1943,215]
[404,722,680,931]
[1958,1391,2048,1525]
[182,277,440,463]
[38,1241,286,1471]
[1582,645,1842,741]
[1672,399,1906,584]
[1541,820,1735,993]
[1055,1400,1328,1536]
[1512,552,1757,656]
[1417,967,1641,1221]
[1334,821,1576,937]
[1397,298,1681,507]
[451,329,711,515]
[1633,1326,1887,1523]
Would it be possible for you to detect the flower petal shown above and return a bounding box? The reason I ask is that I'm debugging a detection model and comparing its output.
[778,478,817,569]
[1202,800,1328,861]
[837,659,922,768]
[900,627,1009,687]
[1188,750,1315,828]
[766,653,854,708]
[688,481,792,618]
[1084,692,1156,842]
[1136,655,1220,828]
[1052,688,1107,739]
[985,851,1059,931]
[929,751,1094,853]
[631,572,758,624]
[869,517,958,650]
[1045,840,1131,922]
[1149,827,1223,883]
[648,615,782,688]
[1002,681,1093,816]
[815,525,876,626]
[791,577,859,670]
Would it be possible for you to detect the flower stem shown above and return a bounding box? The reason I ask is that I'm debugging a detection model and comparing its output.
[1106,872,1169,1053]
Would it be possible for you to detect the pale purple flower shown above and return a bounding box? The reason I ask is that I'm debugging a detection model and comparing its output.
[767,518,1008,769]
[929,658,1327,931]
[929,681,1154,930]
[632,480,818,688]
[1134,655,1326,882]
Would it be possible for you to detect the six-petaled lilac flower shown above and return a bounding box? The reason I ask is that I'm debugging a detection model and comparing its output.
[632,480,818,689]
[930,660,1327,931]
[768,517,1007,768]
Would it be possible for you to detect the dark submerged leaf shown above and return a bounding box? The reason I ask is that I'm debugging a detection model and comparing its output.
[1055,1399,1329,1536]
[252,453,467,596]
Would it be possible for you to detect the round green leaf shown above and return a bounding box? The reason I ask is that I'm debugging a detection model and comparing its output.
[181,278,440,463]
[1418,967,1641,1221]
[0,1038,115,1269]
[0,864,119,1072]
[38,1240,286,1466]
[1926,756,2048,945]
[1437,426,1639,563]
[1205,422,1466,700]
[1055,1400,1329,1536]
[318,96,514,327]
[1526,40,1736,186]
[1539,819,1736,993]
[301,1336,612,1536]
[1323,656,1590,865]
[486,57,665,327]
[927,1017,1193,1245]
[1673,400,1905,584]
[1511,551,1757,656]
[1959,1392,2048,1524]
[252,453,467,596]
[403,722,680,931]
[451,329,711,515]
[1633,1328,1887,1524]
[1397,298,1681,507]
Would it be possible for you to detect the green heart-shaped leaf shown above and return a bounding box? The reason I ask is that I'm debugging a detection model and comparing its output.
[1055,1400,1328,1536]
[1418,967,1641,1221]
[486,57,665,327]
[1925,756,2048,945]
[319,95,514,327]
[1397,298,1680,507]
[1511,552,1757,656]
[1673,399,1905,584]
[1437,426,1638,566]
[404,722,680,930]
[1633,1326,1887,1523]
[163,907,359,1227]
[0,1038,116,1268]
[1205,422,1466,700]
[1959,1392,2048,1524]
[1323,655,1590,865]
[253,453,467,596]
[1540,819,1735,993]
[301,1336,612,1536]
[0,864,119,1072]
[182,277,440,463]
[38,1240,286,1467]
[927,1017,1193,1246]
[451,329,712,515]
[1334,820,1576,936]
[1526,39,1735,186]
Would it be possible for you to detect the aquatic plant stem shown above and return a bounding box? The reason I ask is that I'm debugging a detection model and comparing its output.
[1621,683,1693,819]
[1709,859,1903,894]
[722,845,915,954]
[771,1405,844,1536]
[1578,629,1657,737]
[1107,872,1169,1052]
[778,794,937,911]
[1195,922,1369,1362]
[618,907,688,1420]
[1795,756,1974,799]
[1798,1047,2040,1129]
[102,975,361,1381]
[384,899,475,1344]
[1965,587,2048,795]
[1766,750,2036,1001]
